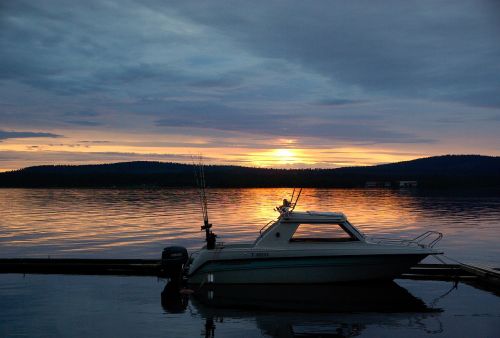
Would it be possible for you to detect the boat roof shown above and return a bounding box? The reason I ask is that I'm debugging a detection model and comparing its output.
[281,211,347,223]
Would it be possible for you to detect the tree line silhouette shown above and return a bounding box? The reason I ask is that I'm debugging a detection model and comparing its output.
[0,155,498,188]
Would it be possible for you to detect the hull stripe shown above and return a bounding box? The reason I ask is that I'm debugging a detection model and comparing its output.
[189,254,426,277]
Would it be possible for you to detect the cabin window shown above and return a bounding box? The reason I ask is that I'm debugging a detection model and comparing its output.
[290,223,358,242]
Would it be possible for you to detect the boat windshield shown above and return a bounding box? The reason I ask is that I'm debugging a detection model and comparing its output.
[290,223,358,242]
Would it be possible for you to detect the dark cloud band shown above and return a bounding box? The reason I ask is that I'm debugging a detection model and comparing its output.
[0,130,62,141]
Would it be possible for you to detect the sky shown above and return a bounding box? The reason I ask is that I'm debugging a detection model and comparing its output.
[0,0,499,171]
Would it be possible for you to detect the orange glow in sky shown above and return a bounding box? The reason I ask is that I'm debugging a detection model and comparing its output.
[0,128,472,172]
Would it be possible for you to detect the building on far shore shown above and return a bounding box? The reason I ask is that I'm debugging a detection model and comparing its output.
[399,180,418,188]
[365,181,418,188]
[365,181,392,188]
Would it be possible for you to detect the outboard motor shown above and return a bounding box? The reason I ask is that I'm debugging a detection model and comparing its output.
[161,246,189,283]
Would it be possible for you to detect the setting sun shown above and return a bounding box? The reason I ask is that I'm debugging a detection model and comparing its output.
[274,149,295,160]
[248,148,306,167]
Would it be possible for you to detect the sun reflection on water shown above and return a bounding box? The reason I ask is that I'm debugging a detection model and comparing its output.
[0,188,498,265]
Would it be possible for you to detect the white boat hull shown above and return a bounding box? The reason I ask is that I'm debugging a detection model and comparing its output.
[187,254,427,284]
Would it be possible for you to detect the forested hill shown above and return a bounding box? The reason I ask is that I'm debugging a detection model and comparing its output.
[0,155,499,188]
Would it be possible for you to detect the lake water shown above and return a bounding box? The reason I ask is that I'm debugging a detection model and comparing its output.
[1,274,499,337]
[0,188,499,337]
[0,188,499,265]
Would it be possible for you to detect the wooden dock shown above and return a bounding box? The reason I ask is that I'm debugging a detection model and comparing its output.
[0,258,161,276]
[400,263,476,281]
[1,258,499,291]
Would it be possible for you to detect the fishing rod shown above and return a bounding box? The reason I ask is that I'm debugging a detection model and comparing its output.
[193,156,217,249]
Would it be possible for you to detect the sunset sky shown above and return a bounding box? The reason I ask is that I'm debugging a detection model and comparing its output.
[1,0,499,171]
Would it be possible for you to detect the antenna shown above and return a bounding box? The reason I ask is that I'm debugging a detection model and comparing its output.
[193,156,216,249]
[290,188,302,211]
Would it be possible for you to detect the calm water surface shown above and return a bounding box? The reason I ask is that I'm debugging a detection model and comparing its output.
[0,274,499,338]
[0,188,499,337]
[0,188,498,265]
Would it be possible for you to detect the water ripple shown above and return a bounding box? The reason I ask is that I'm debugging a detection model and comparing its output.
[0,188,498,265]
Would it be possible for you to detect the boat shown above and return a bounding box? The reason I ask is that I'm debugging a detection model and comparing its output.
[159,185,442,285]
[159,166,443,284]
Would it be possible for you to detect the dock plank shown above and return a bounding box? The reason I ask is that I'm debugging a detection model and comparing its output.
[0,258,162,276]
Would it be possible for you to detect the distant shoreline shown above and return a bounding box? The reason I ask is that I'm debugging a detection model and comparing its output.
[1,155,499,189]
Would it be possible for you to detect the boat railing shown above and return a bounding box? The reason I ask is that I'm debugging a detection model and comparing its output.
[413,231,443,247]
[259,220,275,235]
[370,231,443,248]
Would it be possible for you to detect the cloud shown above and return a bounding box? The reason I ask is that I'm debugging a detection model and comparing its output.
[316,99,367,106]
[152,99,435,144]
[64,111,100,117]
[0,0,498,164]
[64,120,101,126]
[168,0,500,108]
[2,1,499,108]
[0,130,62,141]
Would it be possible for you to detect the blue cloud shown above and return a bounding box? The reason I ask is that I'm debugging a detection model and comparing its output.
[0,130,62,140]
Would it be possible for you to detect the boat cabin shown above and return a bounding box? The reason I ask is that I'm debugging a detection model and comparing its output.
[254,211,365,247]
